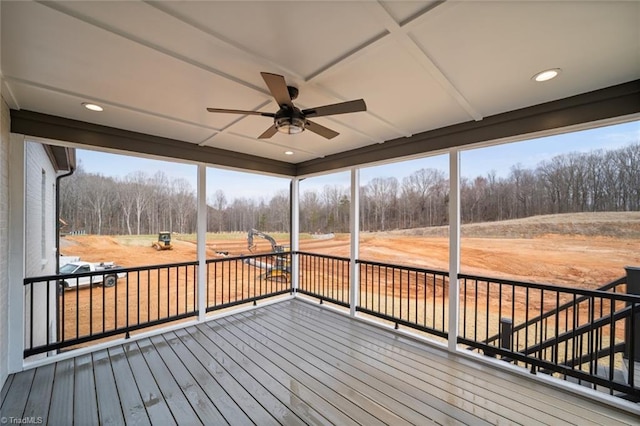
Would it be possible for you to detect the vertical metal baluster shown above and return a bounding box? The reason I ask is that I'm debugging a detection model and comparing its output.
[486,281,490,343]
[539,290,544,361]
[75,277,80,339]
[554,292,560,364]
[30,282,35,351]
[136,271,141,326]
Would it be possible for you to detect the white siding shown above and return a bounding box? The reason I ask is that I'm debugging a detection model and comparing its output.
[24,142,58,356]
[0,98,10,386]
[25,142,57,278]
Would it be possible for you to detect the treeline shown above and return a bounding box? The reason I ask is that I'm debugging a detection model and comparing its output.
[60,143,639,235]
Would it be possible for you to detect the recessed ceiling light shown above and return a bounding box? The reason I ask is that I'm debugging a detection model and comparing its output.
[284,151,294,156]
[82,102,103,112]
[532,68,561,82]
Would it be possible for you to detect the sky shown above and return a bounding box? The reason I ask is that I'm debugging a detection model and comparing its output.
[76,119,639,201]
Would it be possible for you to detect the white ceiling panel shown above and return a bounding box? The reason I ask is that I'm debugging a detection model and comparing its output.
[1,0,638,168]
[151,1,388,79]
[8,81,216,145]
[313,38,472,135]
[45,1,277,91]
[379,0,440,26]
[2,1,268,129]
[205,131,318,163]
[411,1,640,117]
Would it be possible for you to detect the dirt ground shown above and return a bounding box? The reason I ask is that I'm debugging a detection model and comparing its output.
[54,213,639,351]
[62,231,638,289]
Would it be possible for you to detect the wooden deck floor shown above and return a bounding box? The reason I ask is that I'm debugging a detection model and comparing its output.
[2,299,638,425]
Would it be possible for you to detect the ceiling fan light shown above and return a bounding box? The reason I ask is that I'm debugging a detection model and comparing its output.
[275,116,305,135]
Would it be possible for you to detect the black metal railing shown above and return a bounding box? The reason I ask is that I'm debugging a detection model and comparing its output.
[24,249,640,400]
[297,251,350,307]
[458,273,640,398]
[24,261,198,357]
[483,276,627,348]
[357,260,450,339]
[206,252,292,312]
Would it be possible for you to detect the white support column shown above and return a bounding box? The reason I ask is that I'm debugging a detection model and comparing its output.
[290,178,300,295]
[349,168,360,317]
[8,134,25,372]
[448,149,461,352]
[197,164,207,321]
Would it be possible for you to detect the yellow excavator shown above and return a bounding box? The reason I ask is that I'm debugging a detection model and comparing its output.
[246,229,290,281]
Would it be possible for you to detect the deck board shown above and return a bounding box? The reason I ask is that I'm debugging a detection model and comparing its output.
[219,314,399,425]
[148,334,227,425]
[92,350,126,425]
[46,359,73,424]
[0,368,33,419]
[0,374,14,407]
[201,321,358,426]
[263,303,564,425]
[106,345,151,426]
[250,307,491,425]
[180,326,281,425]
[229,311,444,425]
[122,340,175,425]
[166,329,253,424]
[73,353,99,425]
[2,298,639,425]
[302,302,634,425]
[136,337,202,425]
[22,363,54,421]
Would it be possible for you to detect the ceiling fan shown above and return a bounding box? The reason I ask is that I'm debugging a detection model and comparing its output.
[207,72,366,140]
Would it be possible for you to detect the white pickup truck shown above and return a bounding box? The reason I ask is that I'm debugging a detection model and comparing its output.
[58,261,125,289]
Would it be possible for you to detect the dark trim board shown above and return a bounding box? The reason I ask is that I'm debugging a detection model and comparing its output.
[2,299,637,425]
[10,80,640,177]
[10,109,297,176]
[296,79,640,175]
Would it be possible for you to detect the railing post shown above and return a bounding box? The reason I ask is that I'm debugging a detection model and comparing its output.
[500,317,513,354]
[197,164,207,322]
[349,168,360,317]
[625,266,640,362]
[448,148,460,352]
[290,178,300,295]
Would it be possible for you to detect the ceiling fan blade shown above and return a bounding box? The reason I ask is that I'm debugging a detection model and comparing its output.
[261,72,294,108]
[207,108,275,117]
[258,124,278,139]
[302,99,366,118]
[306,120,339,139]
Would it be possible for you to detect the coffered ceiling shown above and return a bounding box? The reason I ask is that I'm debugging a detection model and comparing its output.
[2,1,639,174]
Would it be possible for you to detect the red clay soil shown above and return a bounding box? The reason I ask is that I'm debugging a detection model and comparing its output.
[54,230,638,347]
[61,232,638,289]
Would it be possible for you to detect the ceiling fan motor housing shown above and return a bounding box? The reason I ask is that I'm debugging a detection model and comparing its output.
[287,85,299,101]
[275,106,306,134]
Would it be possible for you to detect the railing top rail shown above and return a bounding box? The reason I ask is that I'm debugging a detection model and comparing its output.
[598,275,627,291]
[24,260,199,284]
[357,258,450,277]
[206,251,291,264]
[295,251,350,262]
[459,273,638,302]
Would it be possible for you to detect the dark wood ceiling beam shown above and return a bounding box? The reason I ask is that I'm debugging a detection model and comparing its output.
[296,79,640,176]
[10,110,297,176]
[10,80,639,178]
